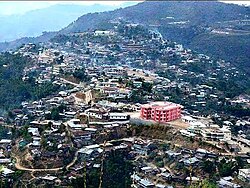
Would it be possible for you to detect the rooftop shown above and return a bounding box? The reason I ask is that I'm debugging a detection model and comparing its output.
[141,101,182,110]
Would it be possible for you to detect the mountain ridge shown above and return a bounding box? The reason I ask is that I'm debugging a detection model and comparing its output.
[0,1,249,74]
[0,2,138,42]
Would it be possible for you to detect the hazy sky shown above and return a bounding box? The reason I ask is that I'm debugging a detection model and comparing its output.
[0,1,139,15]
[0,1,249,16]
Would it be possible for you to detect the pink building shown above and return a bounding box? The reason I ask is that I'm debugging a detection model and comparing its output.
[140,101,182,122]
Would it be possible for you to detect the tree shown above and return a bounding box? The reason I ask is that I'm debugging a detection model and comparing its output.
[73,68,90,82]
[142,82,153,93]
[201,160,216,174]
[129,90,144,103]
[218,158,236,177]
[50,107,60,121]
[190,179,217,188]
[40,136,47,148]
[71,150,133,188]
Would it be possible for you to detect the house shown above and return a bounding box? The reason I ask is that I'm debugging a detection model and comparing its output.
[40,175,60,185]
[133,81,143,88]
[161,172,172,180]
[195,148,216,159]
[86,109,108,120]
[40,175,58,181]
[200,127,231,141]
[71,130,92,147]
[156,184,173,188]
[186,177,200,182]
[67,119,87,129]
[228,144,241,153]
[109,113,130,121]
[31,137,41,147]
[138,179,154,188]
[238,168,250,183]
[103,66,127,78]
[182,157,199,166]
[141,166,153,174]
[165,150,182,159]
[94,30,114,36]
[78,144,103,159]
[28,127,40,136]
[113,144,128,152]
[182,115,196,123]
[0,167,14,177]
[132,143,148,156]
[217,178,241,188]
[64,111,77,118]
[0,139,12,145]
[180,130,196,137]
[187,121,207,134]
[0,159,11,164]
[131,173,141,182]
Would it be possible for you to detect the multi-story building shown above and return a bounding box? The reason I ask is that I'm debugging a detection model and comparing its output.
[140,101,182,122]
[200,127,231,141]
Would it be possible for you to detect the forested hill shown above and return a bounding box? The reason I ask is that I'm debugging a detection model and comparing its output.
[58,1,250,74]
[0,1,249,73]
[60,1,249,32]
[0,53,62,112]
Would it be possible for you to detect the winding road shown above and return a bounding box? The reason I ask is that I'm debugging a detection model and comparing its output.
[13,155,63,172]
[13,150,79,172]
[12,137,129,172]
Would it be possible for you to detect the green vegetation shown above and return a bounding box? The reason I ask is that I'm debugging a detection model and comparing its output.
[71,150,133,188]
[0,52,62,111]
[201,160,216,174]
[17,125,32,142]
[190,179,218,188]
[128,80,153,103]
[118,24,151,39]
[0,126,9,138]
[46,105,67,121]
[190,33,250,76]
[218,158,237,177]
[72,68,90,82]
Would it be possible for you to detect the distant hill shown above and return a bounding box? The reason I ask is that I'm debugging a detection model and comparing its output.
[0,3,138,42]
[59,1,249,32]
[59,1,250,74]
[0,31,57,52]
[0,1,249,73]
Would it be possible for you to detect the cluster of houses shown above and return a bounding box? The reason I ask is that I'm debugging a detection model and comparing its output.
[181,116,232,141]
[0,19,248,187]
[130,139,249,188]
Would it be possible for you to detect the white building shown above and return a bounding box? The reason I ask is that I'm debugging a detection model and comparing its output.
[182,115,196,123]
[238,168,250,183]
[200,127,231,141]
[94,30,114,36]
[109,113,129,121]
[67,119,87,129]
[86,109,108,119]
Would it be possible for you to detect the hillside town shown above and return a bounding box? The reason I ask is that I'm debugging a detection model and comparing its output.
[0,20,249,188]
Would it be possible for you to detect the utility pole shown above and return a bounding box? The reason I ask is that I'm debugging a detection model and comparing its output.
[83,159,87,188]
[189,165,193,187]
[189,154,193,187]
[98,131,108,188]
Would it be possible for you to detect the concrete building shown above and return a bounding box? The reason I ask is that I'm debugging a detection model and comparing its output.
[140,101,182,122]
[238,168,250,183]
[200,127,231,141]
[109,113,130,121]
